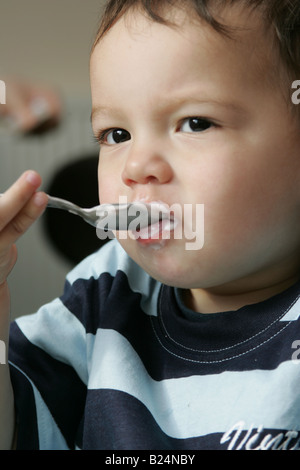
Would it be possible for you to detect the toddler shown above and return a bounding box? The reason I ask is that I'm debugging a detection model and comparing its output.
[1,0,300,450]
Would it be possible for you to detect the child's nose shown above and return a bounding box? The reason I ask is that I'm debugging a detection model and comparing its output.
[121,145,173,187]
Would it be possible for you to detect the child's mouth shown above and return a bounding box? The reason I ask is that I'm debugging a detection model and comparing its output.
[131,215,177,245]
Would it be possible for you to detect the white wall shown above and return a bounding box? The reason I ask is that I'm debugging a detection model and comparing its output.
[0,1,107,317]
[0,0,107,96]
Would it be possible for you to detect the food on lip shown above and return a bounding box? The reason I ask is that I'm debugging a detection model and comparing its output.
[131,217,178,244]
[137,218,176,237]
[125,201,171,228]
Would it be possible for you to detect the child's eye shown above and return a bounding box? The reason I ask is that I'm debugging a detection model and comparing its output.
[179,117,213,133]
[97,128,131,145]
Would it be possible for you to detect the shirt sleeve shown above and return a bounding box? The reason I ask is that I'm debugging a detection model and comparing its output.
[7,242,108,449]
[9,294,88,449]
[8,240,156,450]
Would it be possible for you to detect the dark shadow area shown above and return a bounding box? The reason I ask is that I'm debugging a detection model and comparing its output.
[42,155,107,266]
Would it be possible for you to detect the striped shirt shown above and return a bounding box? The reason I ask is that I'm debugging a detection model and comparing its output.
[8,240,300,450]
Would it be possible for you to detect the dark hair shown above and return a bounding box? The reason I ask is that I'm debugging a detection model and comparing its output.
[93,0,300,81]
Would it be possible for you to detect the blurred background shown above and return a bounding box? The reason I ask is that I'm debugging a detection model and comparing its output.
[0,0,108,318]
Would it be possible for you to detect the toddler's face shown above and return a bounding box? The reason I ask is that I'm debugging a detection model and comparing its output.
[90,6,300,302]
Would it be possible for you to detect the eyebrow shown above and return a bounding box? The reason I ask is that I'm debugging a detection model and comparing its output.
[90,106,119,122]
[90,96,247,123]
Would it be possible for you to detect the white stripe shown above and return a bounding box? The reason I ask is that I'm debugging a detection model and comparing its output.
[15,298,88,385]
[88,328,300,439]
[66,240,160,316]
[9,363,69,450]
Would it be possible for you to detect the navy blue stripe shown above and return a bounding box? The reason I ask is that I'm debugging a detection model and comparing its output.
[82,389,300,450]
[152,308,299,372]
[9,364,39,450]
[161,283,300,352]
[60,272,137,335]
[60,271,154,342]
[82,389,218,450]
[60,272,300,379]
[9,322,87,449]
[62,271,300,380]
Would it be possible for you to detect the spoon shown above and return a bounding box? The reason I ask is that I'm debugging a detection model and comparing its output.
[0,193,169,231]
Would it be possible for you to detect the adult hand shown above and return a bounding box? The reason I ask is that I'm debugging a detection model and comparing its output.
[0,79,61,133]
[0,171,48,285]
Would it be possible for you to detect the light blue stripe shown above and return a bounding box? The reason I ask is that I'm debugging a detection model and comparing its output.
[15,298,88,385]
[66,240,128,284]
[88,328,300,439]
[66,240,160,316]
[280,297,300,321]
[9,363,69,450]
